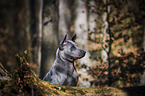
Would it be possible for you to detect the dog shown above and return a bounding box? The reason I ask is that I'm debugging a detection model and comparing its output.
[43,34,86,86]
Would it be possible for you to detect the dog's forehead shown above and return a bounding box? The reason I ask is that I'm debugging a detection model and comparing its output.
[64,40,77,46]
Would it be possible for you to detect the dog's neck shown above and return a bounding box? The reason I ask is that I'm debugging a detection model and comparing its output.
[53,49,75,74]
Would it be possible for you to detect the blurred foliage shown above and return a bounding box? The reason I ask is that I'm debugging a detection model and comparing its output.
[88,50,145,87]
[77,0,145,88]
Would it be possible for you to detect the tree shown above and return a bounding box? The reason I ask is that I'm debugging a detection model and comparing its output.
[72,0,93,87]
[32,0,43,76]
[58,0,73,40]
[40,0,59,79]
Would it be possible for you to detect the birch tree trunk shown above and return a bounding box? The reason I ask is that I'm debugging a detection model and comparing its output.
[40,0,58,79]
[73,0,92,87]
[73,0,92,66]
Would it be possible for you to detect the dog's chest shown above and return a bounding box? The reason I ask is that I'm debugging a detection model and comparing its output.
[64,69,78,86]
[66,63,74,74]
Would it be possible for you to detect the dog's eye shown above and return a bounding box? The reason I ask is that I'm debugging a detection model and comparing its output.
[71,46,76,51]
[71,46,75,48]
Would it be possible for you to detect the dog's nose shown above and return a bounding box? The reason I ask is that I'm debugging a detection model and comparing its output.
[81,50,86,55]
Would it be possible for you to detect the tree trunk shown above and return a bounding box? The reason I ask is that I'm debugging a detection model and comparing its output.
[16,0,33,66]
[58,0,72,40]
[31,0,43,76]
[23,0,33,63]
[105,0,112,86]
[72,0,92,87]
[40,0,59,79]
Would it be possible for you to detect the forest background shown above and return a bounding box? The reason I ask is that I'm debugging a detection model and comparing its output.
[0,0,145,88]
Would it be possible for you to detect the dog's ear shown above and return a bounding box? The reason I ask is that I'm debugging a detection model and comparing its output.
[59,34,67,50]
[71,34,77,42]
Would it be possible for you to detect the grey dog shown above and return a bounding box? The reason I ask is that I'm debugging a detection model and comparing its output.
[43,34,86,86]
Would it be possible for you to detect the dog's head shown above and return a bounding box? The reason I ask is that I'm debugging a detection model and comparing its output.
[58,34,86,61]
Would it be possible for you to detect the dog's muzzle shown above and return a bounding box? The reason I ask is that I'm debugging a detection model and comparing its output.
[80,50,86,57]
